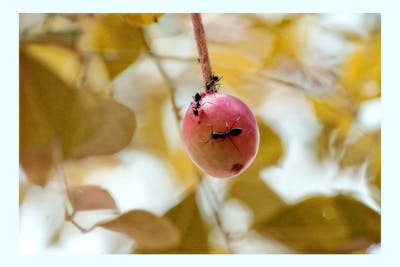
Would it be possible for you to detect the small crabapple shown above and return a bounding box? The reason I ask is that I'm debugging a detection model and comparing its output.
[182,92,259,178]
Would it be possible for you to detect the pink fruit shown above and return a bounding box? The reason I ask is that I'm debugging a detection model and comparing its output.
[182,92,259,178]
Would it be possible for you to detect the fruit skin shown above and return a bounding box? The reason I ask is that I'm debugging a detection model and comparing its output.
[182,92,260,178]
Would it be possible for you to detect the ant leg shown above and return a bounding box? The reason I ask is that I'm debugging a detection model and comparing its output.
[200,124,217,144]
[227,136,242,154]
[225,121,229,132]
[224,115,241,132]
[202,100,214,106]
[233,115,241,125]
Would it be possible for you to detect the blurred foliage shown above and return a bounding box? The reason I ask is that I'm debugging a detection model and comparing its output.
[229,119,287,225]
[19,13,380,254]
[137,192,210,254]
[78,14,146,79]
[20,45,136,185]
[257,195,380,253]
[303,27,382,212]
[69,185,118,212]
[99,209,180,250]
[341,29,381,101]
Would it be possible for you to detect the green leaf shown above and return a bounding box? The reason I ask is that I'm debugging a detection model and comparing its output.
[257,195,381,253]
[99,210,180,250]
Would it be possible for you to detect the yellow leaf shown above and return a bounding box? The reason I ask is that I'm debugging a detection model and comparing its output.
[229,171,286,226]
[137,192,210,254]
[367,136,381,190]
[252,118,284,170]
[24,43,81,88]
[100,210,180,250]
[112,13,164,27]
[229,119,286,225]
[257,195,380,253]
[81,54,113,94]
[61,90,136,158]
[210,47,261,89]
[208,22,273,96]
[339,131,380,168]
[341,30,381,101]
[261,14,308,67]
[310,97,356,159]
[310,97,354,127]
[20,46,136,185]
[314,126,333,160]
[168,149,199,187]
[131,95,167,155]
[20,47,73,185]
[78,15,145,79]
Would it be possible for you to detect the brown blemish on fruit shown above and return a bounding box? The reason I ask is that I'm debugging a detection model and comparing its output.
[231,163,243,172]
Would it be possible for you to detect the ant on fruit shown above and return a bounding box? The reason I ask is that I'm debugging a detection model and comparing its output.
[192,92,203,117]
[206,75,221,92]
[211,127,242,140]
[205,116,243,152]
[191,92,214,123]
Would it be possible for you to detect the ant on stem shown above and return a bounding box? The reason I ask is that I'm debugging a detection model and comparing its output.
[206,75,221,92]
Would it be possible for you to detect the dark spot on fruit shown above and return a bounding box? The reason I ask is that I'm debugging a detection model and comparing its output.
[231,163,243,172]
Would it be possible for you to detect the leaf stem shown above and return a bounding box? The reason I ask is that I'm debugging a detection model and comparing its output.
[55,144,93,234]
[191,13,214,92]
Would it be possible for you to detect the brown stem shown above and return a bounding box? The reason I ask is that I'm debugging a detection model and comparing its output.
[191,13,213,92]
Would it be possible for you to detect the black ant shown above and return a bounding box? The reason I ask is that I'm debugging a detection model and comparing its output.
[206,75,221,92]
[191,92,214,118]
[211,127,242,140]
[206,116,243,152]
[192,92,202,117]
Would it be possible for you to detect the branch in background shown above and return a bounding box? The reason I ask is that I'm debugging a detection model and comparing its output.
[144,51,197,63]
[141,30,182,123]
[200,175,235,253]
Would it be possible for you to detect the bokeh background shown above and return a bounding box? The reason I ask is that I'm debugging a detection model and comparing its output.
[19,13,381,254]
